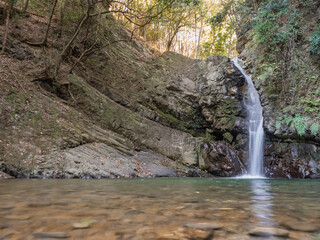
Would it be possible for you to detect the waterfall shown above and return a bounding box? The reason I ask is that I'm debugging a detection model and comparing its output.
[232,58,264,177]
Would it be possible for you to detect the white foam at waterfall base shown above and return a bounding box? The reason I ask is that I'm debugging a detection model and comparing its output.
[232,58,265,178]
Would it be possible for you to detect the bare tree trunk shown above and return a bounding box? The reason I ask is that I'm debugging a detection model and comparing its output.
[42,0,58,45]
[194,11,197,59]
[23,0,30,13]
[58,0,65,38]
[197,16,204,59]
[1,0,13,55]
[166,25,182,52]
[54,11,89,78]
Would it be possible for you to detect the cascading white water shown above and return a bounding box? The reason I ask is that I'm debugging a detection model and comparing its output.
[232,58,264,177]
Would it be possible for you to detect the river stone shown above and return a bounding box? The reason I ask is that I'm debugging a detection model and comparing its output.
[33,232,69,238]
[249,227,289,237]
[72,220,96,229]
[27,202,51,208]
[72,223,90,229]
[0,224,8,230]
[0,206,14,210]
[5,215,30,220]
[0,233,13,240]
[289,231,316,239]
[0,171,14,179]
[185,228,214,240]
[184,223,223,230]
[283,222,319,232]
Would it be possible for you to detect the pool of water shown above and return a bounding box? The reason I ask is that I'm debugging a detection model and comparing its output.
[0,178,319,239]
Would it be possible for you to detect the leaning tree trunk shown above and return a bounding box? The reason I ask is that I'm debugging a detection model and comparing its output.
[58,0,65,38]
[197,17,204,59]
[42,0,58,45]
[194,11,197,59]
[22,0,29,13]
[54,12,89,78]
[1,0,14,55]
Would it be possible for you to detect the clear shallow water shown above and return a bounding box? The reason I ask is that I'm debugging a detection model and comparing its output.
[0,178,320,240]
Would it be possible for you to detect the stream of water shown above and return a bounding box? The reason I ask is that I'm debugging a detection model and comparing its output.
[232,58,265,177]
[0,179,319,239]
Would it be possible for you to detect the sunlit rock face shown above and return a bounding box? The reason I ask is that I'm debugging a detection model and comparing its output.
[157,54,250,176]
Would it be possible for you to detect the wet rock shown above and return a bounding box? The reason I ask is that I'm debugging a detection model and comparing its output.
[198,141,246,177]
[249,227,289,237]
[288,231,316,239]
[0,171,14,179]
[5,215,30,220]
[27,203,51,208]
[184,223,223,230]
[0,206,14,210]
[72,221,93,229]
[0,224,8,230]
[185,228,214,240]
[184,223,222,240]
[0,233,13,240]
[33,232,69,239]
[264,142,320,178]
[283,222,319,232]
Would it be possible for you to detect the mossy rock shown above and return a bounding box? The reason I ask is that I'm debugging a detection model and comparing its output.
[223,132,234,143]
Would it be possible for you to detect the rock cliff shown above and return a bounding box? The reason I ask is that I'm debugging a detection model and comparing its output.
[1,2,319,179]
[0,14,248,178]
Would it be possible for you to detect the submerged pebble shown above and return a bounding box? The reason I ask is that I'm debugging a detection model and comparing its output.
[283,222,319,232]
[249,227,289,237]
[33,232,70,239]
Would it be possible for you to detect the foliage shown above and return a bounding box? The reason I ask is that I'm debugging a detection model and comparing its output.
[235,0,320,125]
[292,114,307,136]
[310,123,319,136]
[276,114,319,136]
[284,115,293,125]
[204,0,237,57]
[308,25,320,55]
[299,97,320,113]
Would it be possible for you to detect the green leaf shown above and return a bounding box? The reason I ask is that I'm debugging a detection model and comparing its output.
[310,123,319,136]
[284,116,293,125]
[293,114,307,136]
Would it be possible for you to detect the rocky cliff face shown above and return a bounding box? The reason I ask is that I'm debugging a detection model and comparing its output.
[0,14,249,178]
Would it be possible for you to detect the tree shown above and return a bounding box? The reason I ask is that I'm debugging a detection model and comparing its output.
[42,0,58,45]
[22,0,29,13]
[1,0,14,55]
[53,0,176,78]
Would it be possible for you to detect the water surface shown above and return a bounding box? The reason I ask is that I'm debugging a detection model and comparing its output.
[0,178,319,239]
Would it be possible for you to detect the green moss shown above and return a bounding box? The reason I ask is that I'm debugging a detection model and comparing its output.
[223,132,234,143]
[156,109,182,125]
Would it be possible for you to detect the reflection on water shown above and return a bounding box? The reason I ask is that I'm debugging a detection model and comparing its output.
[250,180,275,227]
[0,178,319,240]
